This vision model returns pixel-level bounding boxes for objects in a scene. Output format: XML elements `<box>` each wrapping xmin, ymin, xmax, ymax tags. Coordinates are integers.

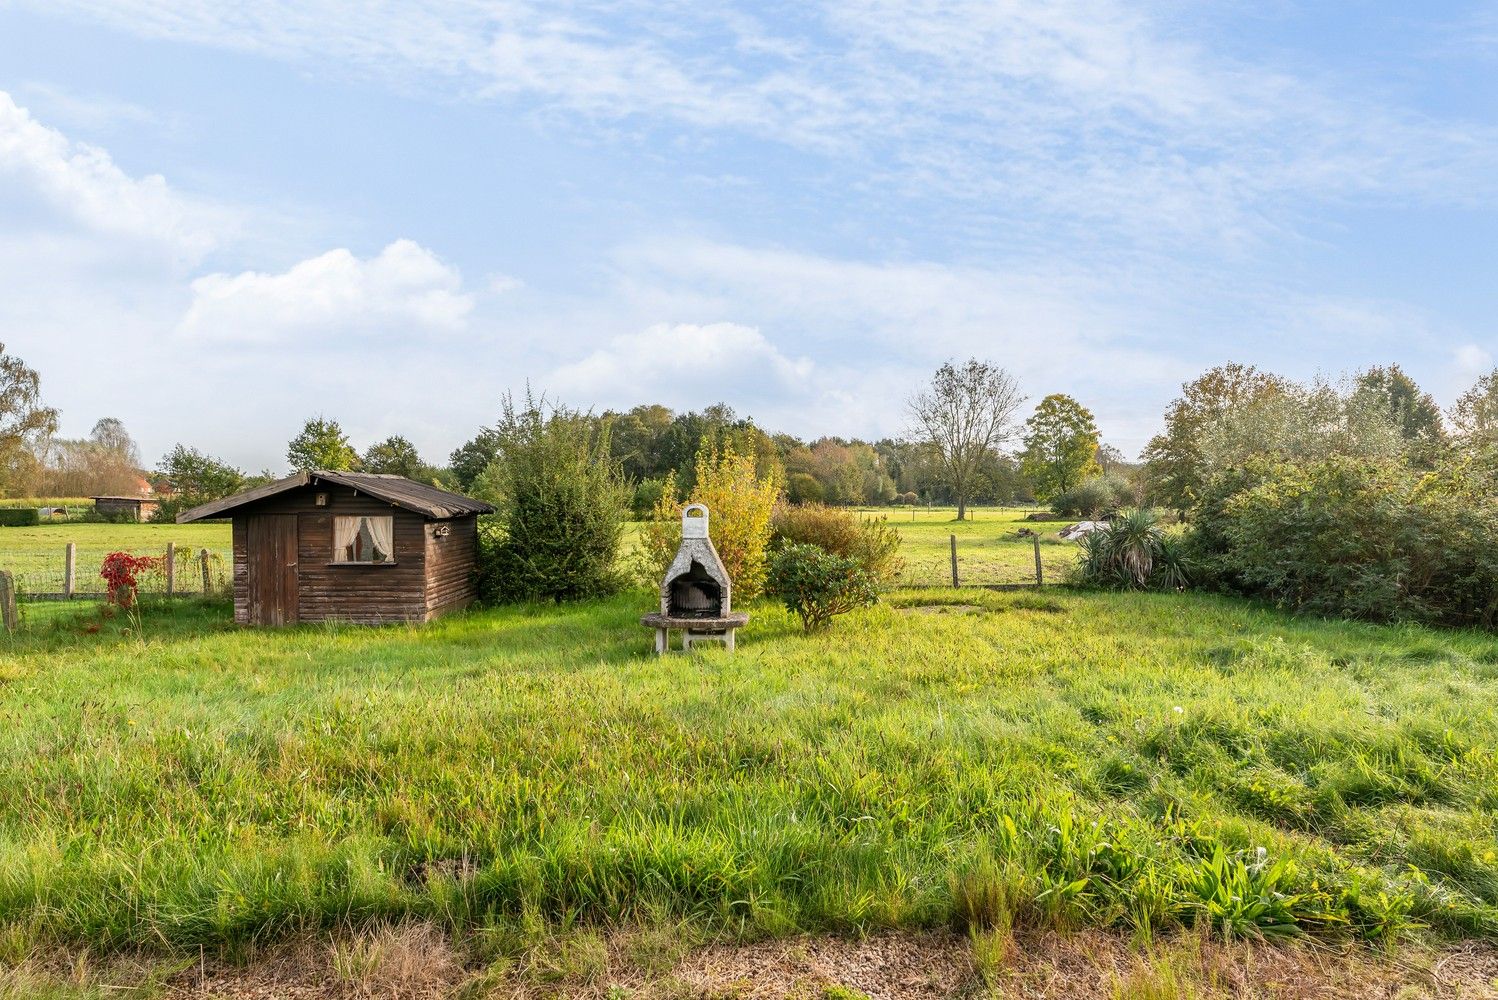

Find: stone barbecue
<box><xmin>641</xmin><ymin>503</ymin><xmax>749</xmax><ymax>653</ymax></box>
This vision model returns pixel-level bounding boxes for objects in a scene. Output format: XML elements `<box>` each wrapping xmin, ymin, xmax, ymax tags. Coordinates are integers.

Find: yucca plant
<box><xmin>1152</xmin><ymin>533</ymin><xmax>1192</xmax><ymax>591</ymax></box>
<box><xmin>1108</xmin><ymin>508</ymin><xmax>1161</xmax><ymax>587</ymax></box>
<box><xmin>1074</xmin><ymin>507</ymin><xmax>1187</xmax><ymax>591</ymax></box>
<box><xmin>1077</xmin><ymin>530</ymin><xmax>1117</xmax><ymax>586</ymax></box>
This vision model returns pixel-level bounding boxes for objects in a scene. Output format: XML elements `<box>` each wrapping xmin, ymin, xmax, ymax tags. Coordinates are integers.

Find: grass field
<box><xmin>3</xmin><ymin>586</ymin><xmax>1497</xmax><ymax>979</ymax></box>
<box><xmin>863</xmin><ymin>507</ymin><xmax>1076</xmax><ymax>586</ymax></box>
<box><xmin>0</xmin><ymin>507</ymin><xmax>1070</xmax><ymax>597</ymax></box>
<box><xmin>0</xmin><ymin>522</ymin><xmax>233</xmax><ymax>595</ymax></box>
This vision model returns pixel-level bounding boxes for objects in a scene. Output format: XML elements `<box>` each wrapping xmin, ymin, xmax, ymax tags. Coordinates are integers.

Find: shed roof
<box><xmin>176</xmin><ymin>471</ymin><xmax>494</xmax><ymax>523</ymax></box>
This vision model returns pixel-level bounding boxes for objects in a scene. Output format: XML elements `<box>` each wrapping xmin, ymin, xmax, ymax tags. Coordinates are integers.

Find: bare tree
<box><xmin>907</xmin><ymin>359</ymin><xmax>1026</xmax><ymax>521</ymax></box>
<box><xmin>36</xmin><ymin>417</ymin><xmax>144</xmax><ymax>497</ymax></box>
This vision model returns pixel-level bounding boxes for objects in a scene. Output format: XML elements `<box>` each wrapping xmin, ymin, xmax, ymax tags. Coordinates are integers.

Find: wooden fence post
<box><xmin>200</xmin><ymin>549</ymin><xmax>212</xmax><ymax>594</ymax></box>
<box><xmin>165</xmin><ymin>542</ymin><xmax>176</xmax><ymax>596</ymax></box>
<box><xmin>1033</xmin><ymin>535</ymin><xmax>1044</xmax><ymax>588</ymax></box>
<box><xmin>64</xmin><ymin>542</ymin><xmax>76</xmax><ymax>599</ymax></box>
<box><xmin>949</xmin><ymin>534</ymin><xmax>959</xmax><ymax>588</ymax></box>
<box><xmin>0</xmin><ymin>571</ymin><xmax>16</xmax><ymax>633</ymax></box>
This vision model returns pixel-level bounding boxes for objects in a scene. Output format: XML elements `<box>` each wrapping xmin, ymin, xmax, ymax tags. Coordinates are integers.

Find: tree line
<box><xmin>4</xmin><ymin>337</ymin><xmax>1496</xmax><ymax>536</ymax></box>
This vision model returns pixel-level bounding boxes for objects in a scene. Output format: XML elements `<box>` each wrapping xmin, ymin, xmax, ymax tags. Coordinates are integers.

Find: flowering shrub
<box><xmin>100</xmin><ymin>551</ymin><xmax>161</xmax><ymax>608</ymax></box>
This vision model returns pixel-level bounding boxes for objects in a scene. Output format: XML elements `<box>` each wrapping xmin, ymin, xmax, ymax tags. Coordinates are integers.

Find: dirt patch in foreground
<box><xmin>896</xmin><ymin>605</ymin><xmax>984</xmax><ymax>616</ymax></box>
<box><xmin>6</xmin><ymin>925</ymin><xmax>1497</xmax><ymax>999</ymax></box>
<box><xmin>676</xmin><ymin>930</ymin><xmax>1498</xmax><ymax>1000</ymax></box>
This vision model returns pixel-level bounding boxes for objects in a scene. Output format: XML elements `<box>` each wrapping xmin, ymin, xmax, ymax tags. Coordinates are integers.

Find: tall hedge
<box><xmin>0</xmin><ymin>507</ymin><xmax>40</xmax><ymax>527</ymax></box>
<box><xmin>475</xmin><ymin>397</ymin><xmax>630</xmax><ymax>604</ymax></box>
<box><xmin>1187</xmin><ymin>454</ymin><xmax>1498</xmax><ymax>628</ymax></box>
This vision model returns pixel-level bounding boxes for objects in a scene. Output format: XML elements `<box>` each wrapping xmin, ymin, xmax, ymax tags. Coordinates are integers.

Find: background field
<box><xmin>0</xmin><ymin>522</ymin><xmax>233</xmax><ymax>596</ymax></box>
<box><xmin>2</xmin><ymin>588</ymin><xmax>1496</xmax><ymax>959</ymax></box>
<box><xmin>0</xmin><ymin>507</ymin><xmax>1075</xmax><ymax>598</ymax></box>
<box><xmin>861</xmin><ymin>506</ymin><xmax>1075</xmax><ymax>586</ymax></box>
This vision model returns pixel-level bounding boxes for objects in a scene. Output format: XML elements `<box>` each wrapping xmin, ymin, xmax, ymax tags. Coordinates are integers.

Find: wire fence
<box><xmin>886</xmin><ymin>532</ymin><xmax>1077</xmax><ymax>588</ymax></box>
<box><xmin>852</xmin><ymin>507</ymin><xmax>1081</xmax><ymax>589</ymax></box>
<box><xmin>2</xmin><ymin>544</ymin><xmax>232</xmax><ymax>600</ymax></box>
<box><xmin>890</xmin><ymin>534</ymin><xmax>1077</xmax><ymax>588</ymax></box>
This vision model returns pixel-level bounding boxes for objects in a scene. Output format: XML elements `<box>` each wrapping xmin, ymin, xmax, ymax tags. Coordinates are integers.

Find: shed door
<box><xmin>246</xmin><ymin>514</ymin><xmax>299</xmax><ymax>626</ymax></box>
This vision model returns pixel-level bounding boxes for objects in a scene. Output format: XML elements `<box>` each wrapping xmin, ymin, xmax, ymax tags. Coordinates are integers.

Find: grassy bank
<box><xmin>2</xmin><ymin>588</ymin><xmax>1496</xmax><ymax>961</ymax></box>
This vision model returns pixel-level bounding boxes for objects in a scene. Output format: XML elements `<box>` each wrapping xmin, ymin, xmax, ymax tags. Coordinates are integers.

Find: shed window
<box><xmin>333</xmin><ymin>515</ymin><xmax>394</xmax><ymax>563</ymax></box>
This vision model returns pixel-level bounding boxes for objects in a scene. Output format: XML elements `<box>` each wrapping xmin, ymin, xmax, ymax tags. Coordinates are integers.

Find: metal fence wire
<box><xmin>2</xmin><ymin>545</ymin><xmax>232</xmax><ymax>599</ymax></box>
<box><xmin>891</xmin><ymin>535</ymin><xmax>1075</xmax><ymax>588</ymax></box>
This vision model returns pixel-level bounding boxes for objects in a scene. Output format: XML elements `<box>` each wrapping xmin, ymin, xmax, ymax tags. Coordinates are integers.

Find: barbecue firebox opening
<box><xmin>668</xmin><ymin>560</ymin><xmax>723</xmax><ymax>618</ymax></box>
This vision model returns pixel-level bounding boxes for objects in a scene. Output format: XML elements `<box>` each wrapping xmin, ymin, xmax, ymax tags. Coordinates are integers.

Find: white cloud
<box><xmin>608</xmin><ymin>236</ymin><xmax>1181</xmax><ymax>384</ymax></box>
<box><xmin>23</xmin><ymin>1</ymin><xmax>1498</xmax><ymax>248</ymax></box>
<box><xmin>1456</xmin><ymin>343</ymin><xmax>1495</xmax><ymax>378</ymax></box>
<box><xmin>534</xmin><ymin>236</ymin><xmax>1200</xmax><ymax>447</ymax></box>
<box><xmin>0</xmin><ymin>90</ymin><xmax>221</xmax><ymax>261</ymax></box>
<box><xmin>550</xmin><ymin>321</ymin><xmax>814</xmax><ymax>407</ymax></box>
<box><xmin>178</xmin><ymin>240</ymin><xmax>474</xmax><ymax>343</ymax></box>
<box><xmin>16</xmin><ymin>81</ymin><xmax>162</xmax><ymax>133</ymax></box>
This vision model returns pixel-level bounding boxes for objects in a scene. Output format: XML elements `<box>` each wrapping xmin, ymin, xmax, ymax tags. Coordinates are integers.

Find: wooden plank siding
<box><xmin>425</xmin><ymin>515</ymin><xmax>480</xmax><ymax>616</ymax></box>
<box><xmin>226</xmin><ymin>482</ymin><xmax>479</xmax><ymax>625</ymax></box>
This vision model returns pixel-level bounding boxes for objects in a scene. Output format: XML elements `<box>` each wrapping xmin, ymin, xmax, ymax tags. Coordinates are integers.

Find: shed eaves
<box><xmin>176</xmin><ymin>471</ymin><xmax>494</xmax><ymax>522</ymax></box>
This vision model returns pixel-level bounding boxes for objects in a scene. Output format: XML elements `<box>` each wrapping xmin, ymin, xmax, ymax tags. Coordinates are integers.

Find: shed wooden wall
<box><xmin>425</xmin><ymin>515</ymin><xmax>480</xmax><ymax>616</ymax></box>
<box><xmin>228</xmin><ymin>483</ymin><xmax>478</xmax><ymax>624</ymax></box>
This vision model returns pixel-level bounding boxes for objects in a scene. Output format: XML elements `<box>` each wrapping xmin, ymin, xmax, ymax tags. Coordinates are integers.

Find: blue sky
<box><xmin>1</xmin><ymin>1</ymin><xmax>1494</xmax><ymax>472</ymax></box>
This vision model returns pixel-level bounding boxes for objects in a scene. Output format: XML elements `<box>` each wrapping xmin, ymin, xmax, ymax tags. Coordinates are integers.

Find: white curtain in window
<box><xmin>333</xmin><ymin>516</ymin><xmax>360</xmax><ymax>562</ymax></box>
<box><xmin>366</xmin><ymin>516</ymin><xmax>395</xmax><ymax>562</ymax></box>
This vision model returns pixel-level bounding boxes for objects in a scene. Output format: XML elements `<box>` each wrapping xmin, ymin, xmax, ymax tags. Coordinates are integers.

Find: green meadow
<box><xmin>0</xmin><ymin>522</ymin><xmax>233</xmax><ymax>595</ymax></box>
<box><xmin>2</xmin><ymin>584</ymin><xmax>1496</xmax><ymax>963</ymax></box>
<box><xmin>861</xmin><ymin>506</ymin><xmax>1077</xmax><ymax>585</ymax></box>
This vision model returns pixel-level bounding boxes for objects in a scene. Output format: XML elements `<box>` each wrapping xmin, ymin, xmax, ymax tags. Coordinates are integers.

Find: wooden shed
<box><xmin>92</xmin><ymin>495</ymin><xmax>160</xmax><ymax>522</ymax></box>
<box><xmin>177</xmin><ymin>471</ymin><xmax>493</xmax><ymax>626</ymax></box>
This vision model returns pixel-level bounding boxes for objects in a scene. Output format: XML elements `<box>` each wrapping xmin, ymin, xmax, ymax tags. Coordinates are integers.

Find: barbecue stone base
<box><xmin>640</xmin><ymin>611</ymin><xmax>749</xmax><ymax>654</ymax></box>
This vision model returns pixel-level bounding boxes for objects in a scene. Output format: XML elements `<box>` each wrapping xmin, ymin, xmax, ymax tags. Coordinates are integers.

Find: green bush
<box><xmin>767</xmin><ymin>543</ymin><xmax>879</xmax><ymax>632</ymax></box>
<box><xmin>1050</xmin><ymin>473</ymin><xmax>1134</xmax><ymax>518</ymax></box>
<box><xmin>631</xmin><ymin>477</ymin><xmax>668</xmax><ymax>520</ymax></box>
<box><xmin>475</xmin><ymin>395</ymin><xmax>630</xmax><ymax>604</ymax></box>
<box><xmin>770</xmin><ymin>503</ymin><xmax>903</xmax><ymax>585</ymax></box>
<box><xmin>1186</xmin><ymin>454</ymin><xmax>1498</xmax><ymax>627</ymax></box>
<box><xmin>785</xmin><ymin>471</ymin><xmax>825</xmax><ymax>505</ymax></box>
<box><xmin>0</xmin><ymin>507</ymin><xmax>40</xmax><ymax>527</ymax></box>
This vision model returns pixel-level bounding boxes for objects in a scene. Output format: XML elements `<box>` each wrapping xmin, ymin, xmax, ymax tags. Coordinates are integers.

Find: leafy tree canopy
<box><xmin>1452</xmin><ymin>368</ymin><xmax>1498</xmax><ymax>446</ymax></box>
<box><xmin>361</xmin><ymin>435</ymin><xmax>427</xmax><ymax>479</ymax></box>
<box><xmin>1143</xmin><ymin>363</ymin><xmax>1288</xmax><ymax>514</ymax></box>
<box><xmin>0</xmin><ymin>342</ymin><xmax>58</xmax><ymax>496</ymax></box>
<box><xmin>287</xmin><ymin>416</ymin><xmax>359</xmax><ymax>472</ymax></box>
<box><xmin>1353</xmin><ymin>364</ymin><xmax>1445</xmax><ymax>458</ymax></box>
<box><xmin>1019</xmin><ymin>393</ymin><xmax>1102</xmax><ymax>502</ymax></box>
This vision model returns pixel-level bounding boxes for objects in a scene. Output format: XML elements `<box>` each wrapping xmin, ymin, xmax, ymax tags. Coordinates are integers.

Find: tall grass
<box><xmin>0</xmin><ymin>589</ymin><xmax>1496</xmax><ymax>959</ymax></box>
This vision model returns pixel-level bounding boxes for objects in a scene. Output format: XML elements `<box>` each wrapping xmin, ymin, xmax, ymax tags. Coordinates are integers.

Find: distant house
<box><xmin>176</xmin><ymin>471</ymin><xmax>494</xmax><ymax>626</ymax></box>
<box><xmin>92</xmin><ymin>496</ymin><xmax>160</xmax><ymax>522</ymax></box>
